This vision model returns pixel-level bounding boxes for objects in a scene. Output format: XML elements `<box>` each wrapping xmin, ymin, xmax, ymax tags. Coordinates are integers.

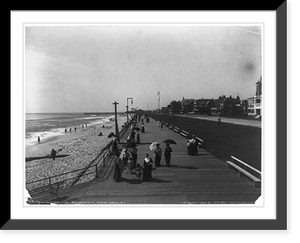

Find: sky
<box><xmin>25</xmin><ymin>25</ymin><xmax>262</xmax><ymax>113</ymax></box>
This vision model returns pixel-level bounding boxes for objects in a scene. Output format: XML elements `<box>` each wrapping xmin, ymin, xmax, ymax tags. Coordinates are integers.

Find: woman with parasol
<box><xmin>142</xmin><ymin>153</ymin><xmax>153</xmax><ymax>182</ymax></box>
<box><xmin>164</xmin><ymin>143</ymin><xmax>173</xmax><ymax>167</ymax></box>
<box><xmin>153</xmin><ymin>143</ymin><xmax>162</xmax><ymax>167</ymax></box>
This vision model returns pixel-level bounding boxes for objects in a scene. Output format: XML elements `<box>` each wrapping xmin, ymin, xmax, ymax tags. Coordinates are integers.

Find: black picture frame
<box><xmin>1</xmin><ymin>1</ymin><xmax>289</xmax><ymax>231</ymax></box>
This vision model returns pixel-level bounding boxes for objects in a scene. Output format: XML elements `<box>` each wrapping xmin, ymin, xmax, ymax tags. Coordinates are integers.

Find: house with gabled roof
<box><xmin>194</xmin><ymin>98</ymin><xmax>215</xmax><ymax>115</ymax></box>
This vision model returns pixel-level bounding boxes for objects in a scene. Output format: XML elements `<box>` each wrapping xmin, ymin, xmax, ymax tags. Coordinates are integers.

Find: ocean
<box><xmin>25</xmin><ymin>112</ymin><xmax>119</xmax><ymax>146</ymax></box>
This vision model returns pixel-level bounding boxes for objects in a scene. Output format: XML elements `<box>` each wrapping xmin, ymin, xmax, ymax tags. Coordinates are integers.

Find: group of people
<box><xmin>187</xmin><ymin>135</ymin><xmax>200</xmax><ymax>156</ymax></box>
<box><xmin>113</xmin><ymin>146</ymin><xmax>140</xmax><ymax>182</ymax></box>
<box><xmin>64</xmin><ymin>124</ymin><xmax>92</xmax><ymax>134</ymax></box>
<box><xmin>153</xmin><ymin>143</ymin><xmax>172</xmax><ymax>167</ymax></box>
<box><xmin>113</xmin><ymin>115</ymin><xmax>175</xmax><ymax>183</ymax></box>
<box><xmin>113</xmin><ymin>143</ymin><xmax>173</xmax><ymax>183</ymax></box>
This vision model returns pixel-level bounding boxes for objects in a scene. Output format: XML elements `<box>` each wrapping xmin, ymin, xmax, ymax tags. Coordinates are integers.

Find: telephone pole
<box><xmin>113</xmin><ymin>101</ymin><xmax>119</xmax><ymax>141</ymax></box>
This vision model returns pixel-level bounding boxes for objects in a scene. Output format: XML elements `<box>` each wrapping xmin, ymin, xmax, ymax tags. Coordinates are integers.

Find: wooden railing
<box><xmin>226</xmin><ymin>156</ymin><xmax>261</xmax><ymax>188</ymax></box>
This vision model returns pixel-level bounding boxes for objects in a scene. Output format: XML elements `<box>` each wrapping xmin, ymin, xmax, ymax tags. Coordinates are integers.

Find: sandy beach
<box><xmin>25</xmin><ymin>116</ymin><xmax>127</xmax><ymax>190</ymax></box>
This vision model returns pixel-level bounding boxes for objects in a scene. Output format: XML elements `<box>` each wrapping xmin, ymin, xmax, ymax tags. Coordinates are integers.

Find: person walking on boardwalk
<box><xmin>136</xmin><ymin>131</ymin><xmax>140</xmax><ymax>144</ymax></box>
<box><xmin>135</xmin><ymin>162</ymin><xmax>142</xmax><ymax>180</ymax></box>
<box><xmin>112</xmin><ymin>135</ymin><xmax>118</xmax><ymax>155</ymax></box>
<box><xmin>154</xmin><ymin>143</ymin><xmax>162</xmax><ymax>167</ymax></box>
<box><xmin>189</xmin><ymin>136</ymin><xmax>196</xmax><ymax>156</ymax></box>
<box><xmin>193</xmin><ymin>136</ymin><xmax>199</xmax><ymax>155</ymax></box>
<box><xmin>141</xmin><ymin>124</ymin><xmax>145</xmax><ymax>133</ymax></box>
<box><xmin>131</xmin><ymin>145</ymin><xmax>138</xmax><ymax>168</ymax></box>
<box><xmin>122</xmin><ymin>148</ymin><xmax>130</xmax><ymax>168</ymax></box>
<box><xmin>164</xmin><ymin>143</ymin><xmax>173</xmax><ymax>167</ymax></box>
<box><xmin>127</xmin><ymin>156</ymin><xmax>134</xmax><ymax>174</ymax></box>
<box><xmin>113</xmin><ymin>153</ymin><xmax>123</xmax><ymax>182</ymax></box>
<box><xmin>187</xmin><ymin>140</ymin><xmax>192</xmax><ymax>155</ymax></box>
<box><xmin>130</xmin><ymin>129</ymin><xmax>135</xmax><ymax>143</ymax></box>
<box><xmin>143</xmin><ymin>153</ymin><xmax>153</xmax><ymax>181</ymax></box>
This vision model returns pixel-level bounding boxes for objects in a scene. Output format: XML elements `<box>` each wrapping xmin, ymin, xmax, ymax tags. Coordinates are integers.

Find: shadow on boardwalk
<box><xmin>118</xmin><ymin>177</ymin><xmax>171</xmax><ymax>184</ymax></box>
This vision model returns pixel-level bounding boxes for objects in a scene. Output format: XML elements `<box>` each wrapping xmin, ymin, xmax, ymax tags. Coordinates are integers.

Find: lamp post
<box><xmin>113</xmin><ymin>101</ymin><xmax>119</xmax><ymax>141</ymax></box>
<box><xmin>126</xmin><ymin>97</ymin><xmax>133</xmax><ymax>122</ymax></box>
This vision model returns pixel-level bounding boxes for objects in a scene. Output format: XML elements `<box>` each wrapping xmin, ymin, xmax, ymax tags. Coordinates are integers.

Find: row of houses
<box><xmin>161</xmin><ymin>77</ymin><xmax>262</xmax><ymax>118</ymax></box>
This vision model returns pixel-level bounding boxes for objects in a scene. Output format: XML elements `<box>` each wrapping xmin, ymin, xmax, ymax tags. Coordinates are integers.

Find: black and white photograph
<box><xmin>24</xmin><ymin>24</ymin><xmax>263</xmax><ymax>205</ymax></box>
<box><xmin>6</xmin><ymin>6</ymin><xmax>290</xmax><ymax>233</ymax></box>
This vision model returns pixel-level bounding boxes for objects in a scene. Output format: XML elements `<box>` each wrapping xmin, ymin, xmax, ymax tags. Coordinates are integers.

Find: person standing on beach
<box><xmin>74</xmin><ymin>127</ymin><xmax>77</xmax><ymax>133</ymax></box>
<box><xmin>164</xmin><ymin>143</ymin><xmax>173</xmax><ymax>167</ymax></box>
<box><xmin>69</xmin><ymin>128</ymin><xmax>72</xmax><ymax>133</ymax></box>
<box><xmin>51</xmin><ymin>149</ymin><xmax>56</xmax><ymax>161</ymax></box>
<box><xmin>38</xmin><ymin>136</ymin><xmax>40</xmax><ymax>144</ymax></box>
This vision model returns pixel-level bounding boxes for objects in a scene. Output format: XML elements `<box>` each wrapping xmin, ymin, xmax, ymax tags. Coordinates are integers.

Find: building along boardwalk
<box><xmin>33</xmin><ymin>117</ymin><xmax>261</xmax><ymax>204</ymax></box>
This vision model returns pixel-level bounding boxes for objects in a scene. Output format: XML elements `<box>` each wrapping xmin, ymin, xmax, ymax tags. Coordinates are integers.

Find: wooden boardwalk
<box><xmin>35</xmin><ymin>117</ymin><xmax>261</xmax><ymax>204</ymax></box>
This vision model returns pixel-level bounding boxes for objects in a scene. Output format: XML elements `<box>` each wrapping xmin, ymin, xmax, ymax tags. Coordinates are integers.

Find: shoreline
<box><xmin>25</xmin><ymin>116</ymin><xmax>127</xmax><ymax>189</ymax></box>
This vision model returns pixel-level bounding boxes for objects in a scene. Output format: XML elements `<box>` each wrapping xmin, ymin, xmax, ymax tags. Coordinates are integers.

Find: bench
<box><xmin>226</xmin><ymin>160</ymin><xmax>261</xmax><ymax>188</ymax></box>
<box><xmin>195</xmin><ymin>136</ymin><xmax>203</xmax><ymax>143</ymax></box>
<box><xmin>173</xmin><ymin>126</ymin><xmax>181</xmax><ymax>133</ymax></box>
<box><xmin>180</xmin><ymin>130</ymin><xmax>189</xmax><ymax>138</ymax></box>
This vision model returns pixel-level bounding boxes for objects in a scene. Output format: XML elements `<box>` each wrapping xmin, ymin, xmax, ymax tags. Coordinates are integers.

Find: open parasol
<box><xmin>132</xmin><ymin>126</ymin><xmax>141</xmax><ymax>131</ymax></box>
<box><xmin>149</xmin><ymin>142</ymin><xmax>158</xmax><ymax>151</ymax></box>
<box><xmin>163</xmin><ymin>139</ymin><xmax>177</xmax><ymax>145</ymax></box>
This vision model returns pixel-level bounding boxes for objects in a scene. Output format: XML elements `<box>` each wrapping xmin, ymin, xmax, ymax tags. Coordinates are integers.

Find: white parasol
<box><xmin>149</xmin><ymin>142</ymin><xmax>158</xmax><ymax>151</ymax></box>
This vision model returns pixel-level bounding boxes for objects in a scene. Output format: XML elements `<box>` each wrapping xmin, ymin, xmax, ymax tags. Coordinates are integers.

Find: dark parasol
<box><xmin>163</xmin><ymin>139</ymin><xmax>177</xmax><ymax>145</ymax></box>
